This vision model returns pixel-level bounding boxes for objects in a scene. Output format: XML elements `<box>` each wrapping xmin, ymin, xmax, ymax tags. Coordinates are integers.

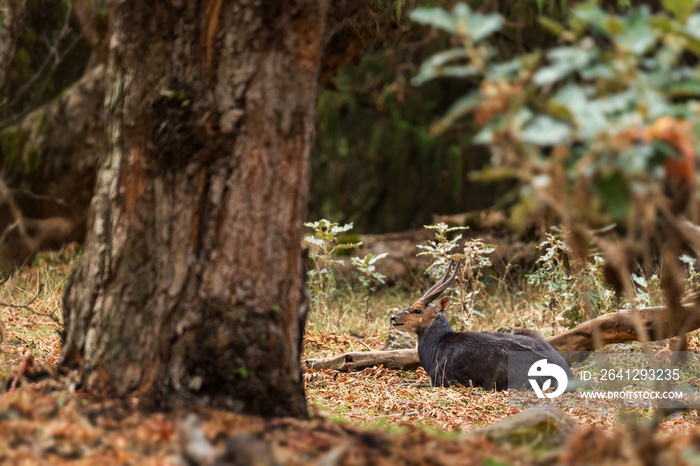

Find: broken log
<box><xmin>547</xmin><ymin>304</ymin><xmax>700</xmax><ymax>352</ymax></box>
<box><xmin>303</xmin><ymin>349</ymin><xmax>420</xmax><ymax>372</ymax></box>
<box><xmin>303</xmin><ymin>303</ymin><xmax>700</xmax><ymax>371</ymax></box>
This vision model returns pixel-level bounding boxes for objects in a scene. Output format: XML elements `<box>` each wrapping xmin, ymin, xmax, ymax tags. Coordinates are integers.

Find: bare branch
<box><xmin>0</xmin><ymin>172</ymin><xmax>28</xmax><ymax>241</ymax></box>
<box><xmin>0</xmin><ymin>277</ymin><xmax>42</xmax><ymax>310</ymax></box>
<box><xmin>0</xmin><ymin>2</ymin><xmax>84</xmax><ymax>127</ymax></box>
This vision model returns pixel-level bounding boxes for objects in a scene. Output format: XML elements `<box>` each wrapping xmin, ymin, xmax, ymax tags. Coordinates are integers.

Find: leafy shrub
<box><xmin>351</xmin><ymin>253</ymin><xmax>388</xmax><ymax>319</ymax></box>
<box><xmin>410</xmin><ymin>0</ymin><xmax>700</xmax><ymax>304</ymax></box>
<box><xmin>304</xmin><ymin>219</ymin><xmax>362</xmax><ymax>312</ymax></box>
<box><xmin>418</xmin><ymin>222</ymin><xmax>495</xmax><ymax>329</ymax></box>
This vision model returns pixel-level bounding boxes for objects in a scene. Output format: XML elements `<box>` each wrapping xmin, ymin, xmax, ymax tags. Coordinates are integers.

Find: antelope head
<box><xmin>390</xmin><ymin>259</ymin><xmax>461</xmax><ymax>334</ymax></box>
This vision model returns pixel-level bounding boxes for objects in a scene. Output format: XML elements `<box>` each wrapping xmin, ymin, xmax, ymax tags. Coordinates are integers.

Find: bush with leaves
<box><xmin>410</xmin><ymin>1</ymin><xmax>700</xmax><ymax>306</ymax></box>
<box><xmin>526</xmin><ymin>226</ymin><xmax>619</xmax><ymax>328</ymax></box>
<box><xmin>304</xmin><ymin>219</ymin><xmax>362</xmax><ymax>311</ymax></box>
<box><xmin>417</xmin><ymin>222</ymin><xmax>495</xmax><ymax>329</ymax></box>
<box><xmin>350</xmin><ymin>253</ymin><xmax>388</xmax><ymax>319</ymax></box>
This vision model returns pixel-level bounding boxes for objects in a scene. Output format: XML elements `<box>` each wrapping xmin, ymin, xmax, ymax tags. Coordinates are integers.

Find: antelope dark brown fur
<box><xmin>390</xmin><ymin>260</ymin><xmax>572</xmax><ymax>391</ymax></box>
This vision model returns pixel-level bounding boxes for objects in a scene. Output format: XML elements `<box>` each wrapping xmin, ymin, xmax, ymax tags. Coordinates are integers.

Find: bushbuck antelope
<box><xmin>390</xmin><ymin>259</ymin><xmax>572</xmax><ymax>391</ymax></box>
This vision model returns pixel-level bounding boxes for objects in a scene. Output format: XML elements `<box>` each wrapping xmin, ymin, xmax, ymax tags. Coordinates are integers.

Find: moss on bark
<box><xmin>0</xmin><ymin>128</ymin><xmax>30</xmax><ymax>170</ymax></box>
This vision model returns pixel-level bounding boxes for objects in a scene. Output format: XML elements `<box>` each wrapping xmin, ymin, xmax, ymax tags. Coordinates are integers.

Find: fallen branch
<box><xmin>303</xmin><ymin>303</ymin><xmax>700</xmax><ymax>371</ymax></box>
<box><xmin>303</xmin><ymin>349</ymin><xmax>420</xmax><ymax>372</ymax></box>
<box><xmin>547</xmin><ymin>304</ymin><xmax>700</xmax><ymax>352</ymax></box>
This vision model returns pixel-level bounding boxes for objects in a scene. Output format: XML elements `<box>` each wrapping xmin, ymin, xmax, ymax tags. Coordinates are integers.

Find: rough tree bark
<box><xmin>62</xmin><ymin>0</ymin><xmax>328</xmax><ymax>417</ymax></box>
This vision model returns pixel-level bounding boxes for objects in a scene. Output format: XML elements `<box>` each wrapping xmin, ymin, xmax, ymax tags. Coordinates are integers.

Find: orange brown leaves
<box><xmin>615</xmin><ymin>116</ymin><xmax>696</xmax><ymax>182</ymax></box>
<box><xmin>9</xmin><ymin>352</ymin><xmax>35</xmax><ymax>393</ymax></box>
<box><xmin>474</xmin><ymin>80</ymin><xmax>522</xmax><ymax>126</ymax></box>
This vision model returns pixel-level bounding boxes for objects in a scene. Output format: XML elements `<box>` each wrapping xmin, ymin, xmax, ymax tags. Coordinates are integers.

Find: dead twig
<box><xmin>0</xmin><ymin>2</ymin><xmax>83</xmax><ymax>127</ymax></box>
<box><xmin>0</xmin><ymin>279</ymin><xmax>42</xmax><ymax>310</ymax></box>
<box><xmin>0</xmin><ymin>173</ymin><xmax>28</xmax><ymax>242</ymax></box>
<box><xmin>0</xmin><ymin>272</ymin><xmax>60</xmax><ymax>326</ymax></box>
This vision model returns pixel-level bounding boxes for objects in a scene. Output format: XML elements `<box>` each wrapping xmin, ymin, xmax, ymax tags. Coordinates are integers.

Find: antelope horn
<box><xmin>418</xmin><ymin>258</ymin><xmax>462</xmax><ymax>306</ymax></box>
<box><xmin>420</xmin><ymin>259</ymin><xmax>457</xmax><ymax>300</ymax></box>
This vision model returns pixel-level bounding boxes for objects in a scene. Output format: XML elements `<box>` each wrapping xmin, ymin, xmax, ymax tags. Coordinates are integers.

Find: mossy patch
<box><xmin>0</xmin><ymin>128</ymin><xmax>30</xmax><ymax>170</ymax></box>
<box><xmin>25</xmin><ymin>145</ymin><xmax>42</xmax><ymax>174</ymax></box>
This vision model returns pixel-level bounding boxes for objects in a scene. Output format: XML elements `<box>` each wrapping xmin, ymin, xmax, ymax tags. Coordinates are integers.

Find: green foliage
<box><xmin>533</xmin><ymin>0</ymin><xmax>631</xmax><ymax>14</ymax></box>
<box><xmin>0</xmin><ymin>128</ymin><xmax>29</xmax><ymax>169</ymax></box>
<box><xmin>88</xmin><ymin>0</ymin><xmax>109</xmax><ymax>17</ymax></box>
<box><xmin>412</xmin><ymin>1</ymin><xmax>700</xmax><ymax>221</ymax></box>
<box><xmin>417</xmin><ymin>222</ymin><xmax>495</xmax><ymax>329</ymax></box>
<box><xmin>350</xmin><ymin>252</ymin><xmax>388</xmax><ymax>318</ymax></box>
<box><xmin>629</xmin><ymin>271</ymin><xmax>661</xmax><ymax>308</ymax></box>
<box><xmin>526</xmin><ymin>226</ymin><xmax>616</xmax><ymax>326</ymax></box>
<box><xmin>411</xmin><ymin>1</ymin><xmax>700</xmax><ymax>306</ymax></box>
<box><xmin>417</xmin><ymin>222</ymin><xmax>468</xmax><ymax>278</ymax></box>
<box><xmin>680</xmin><ymin>254</ymin><xmax>700</xmax><ymax>292</ymax></box>
<box><xmin>351</xmin><ymin>253</ymin><xmax>387</xmax><ymax>288</ymax></box>
<box><xmin>310</xmin><ymin>13</ymin><xmax>504</xmax><ymax>233</ymax></box>
<box><xmin>160</xmin><ymin>89</ymin><xmax>191</xmax><ymax>107</ymax></box>
<box><xmin>304</xmin><ymin>219</ymin><xmax>362</xmax><ymax>312</ymax></box>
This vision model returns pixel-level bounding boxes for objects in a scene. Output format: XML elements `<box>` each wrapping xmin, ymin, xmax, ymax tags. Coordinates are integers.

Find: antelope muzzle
<box><xmin>390</xmin><ymin>309</ymin><xmax>409</xmax><ymax>326</ymax></box>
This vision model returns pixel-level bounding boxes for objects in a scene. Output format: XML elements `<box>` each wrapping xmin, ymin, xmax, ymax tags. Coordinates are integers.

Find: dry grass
<box><xmin>303</xmin><ymin>330</ymin><xmax>700</xmax><ymax>437</ymax></box>
<box><xmin>0</xmin><ymin>246</ymin><xmax>76</xmax><ymax>380</ymax></box>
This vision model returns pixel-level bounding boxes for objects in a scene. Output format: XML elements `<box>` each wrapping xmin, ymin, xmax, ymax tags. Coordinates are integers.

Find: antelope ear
<box><xmin>438</xmin><ymin>296</ymin><xmax>450</xmax><ymax>312</ymax></box>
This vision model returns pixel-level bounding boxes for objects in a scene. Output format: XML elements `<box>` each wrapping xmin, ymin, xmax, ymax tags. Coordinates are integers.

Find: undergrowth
<box><xmin>0</xmin><ymin>245</ymin><xmax>77</xmax><ymax>380</ymax></box>
<box><xmin>304</xmin><ymin>222</ymin><xmax>691</xmax><ymax>340</ymax></box>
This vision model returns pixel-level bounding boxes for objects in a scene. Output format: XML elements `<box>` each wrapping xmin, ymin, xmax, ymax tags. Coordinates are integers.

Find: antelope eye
<box><xmin>412</xmin><ymin>308</ymin><xmax>422</xmax><ymax>314</ymax></box>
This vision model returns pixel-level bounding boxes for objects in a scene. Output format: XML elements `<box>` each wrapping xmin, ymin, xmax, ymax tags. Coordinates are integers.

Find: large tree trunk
<box><xmin>62</xmin><ymin>0</ymin><xmax>328</xmax><ymax>418</ymax></box>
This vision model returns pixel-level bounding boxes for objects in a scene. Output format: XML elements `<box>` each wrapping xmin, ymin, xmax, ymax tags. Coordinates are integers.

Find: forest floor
<box><xmin>1</xmin><ymin>250</ymin><xmax>700</xmax><ymax>464</ymax></box>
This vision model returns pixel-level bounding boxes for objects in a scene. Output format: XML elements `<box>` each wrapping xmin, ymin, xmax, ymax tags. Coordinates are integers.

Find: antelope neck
<box><xmin>417</xmin><ymin>314</ymin><xmax>454</xmax><ymax>340</ymax></box>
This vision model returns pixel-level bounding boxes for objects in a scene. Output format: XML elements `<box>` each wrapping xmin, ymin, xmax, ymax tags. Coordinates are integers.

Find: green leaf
<box><xmin>304</xmin><ymin>236</ymin><xmax>325</xmax><ymax>247</ymax></box>
<box><xmin>473</xmin><ymin>127</ymin><xmax>492</xmax><ymax>144</ymax></box>
<box><xmin>370</xmin><ymin>252</ymin><xmax>388</xmax><ymax>263</ymax></box>
<box><xmin>533</xmin><ymin>47</ymin><xmax>595</xmax><ymax>85</ymax></box>
<box><xmin>411</xmin><ymin>49</ymin><xmax>479</xmax><ymax>86</ymax></box>
<box><xmin>330</xmin><ymin>222</ymin><xmax>354</xmax><ymax>234</ymax></box>
<box><xmin>467</xmin><ymin>13</ymin><xmax>503</xmax><ymax>43</ymax></box>
<box><xmin>452</xmin><ymin>3</ymin><xmax>503</xmax><ymax>42</ymax></box>
<box><xmin>667</xmin><ymin>80</ymin><xmax>700</xmax><ymax>98</ymax></box>
<box><xmin>416</xmin><ymin>48</ymin><xmax>467</xmax><ymax>72</ymax></box>
<box><xmin>553</xmin><ymin>85</ymin><xmax>608</xmax><ymax>139</ymax></box>
<box><xmin>663</xmin><ymin>0</ymin><xmax>696</xmax><ymax>22</ymax></box>
<box><xmin>430</xmin><ymin>92</ymin><xmax>480</xmax><ymax>135</ymax></box>
<box><xmin>686</xmin><ymin>13</ymin><xmax>700</xmax><ymax>39</ymax></box>
<box><xmin>614</xmin><ymin>6</ymin><xmax>654</xmax><ymax>54</ymax></box>
<box><xmin>423</xmin><ymin>48</ymin><xmax>468</xmax><ymax>67</ymax></box>
<box><xmin>572</xmin><ymin>2</ymin><xmax>608</xmax><ymax>30</ymax></box>
<box><xmin>488</xmin><ymin>58</ymin><xmax>523</xmax><ymax>80</ymax></box>
<box><xmin>335</xmin><ymin>242</ymin><xmax>363</xmax><ymax>250</ymax></box>
<box><xmin>520</xmin><ymin>116</ymin><xmax>572</xmax><ymax>146</ymax></box>
<box><xmin>593</xmin><ymin>172</ymin><xmax>631</xmax><ymax>222</ymax></box>
<box><xmin>409</xmin><ymin>7</ymin><xmax>455</xmax><ymax>33</ymax></box>
<box><xmin>580</xmin><ymin>64</ymin><xmax>615</xmax><ymax>80</ymax></box>
<box><xmin>533</xmin><ymin>64</ymin><xmax>571</xmax><ymax>85</ymax></box>
<box><xmin>538</xmin><ymin>16</ymin><xmax>566</xmax><ymax>37</ymax></box>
